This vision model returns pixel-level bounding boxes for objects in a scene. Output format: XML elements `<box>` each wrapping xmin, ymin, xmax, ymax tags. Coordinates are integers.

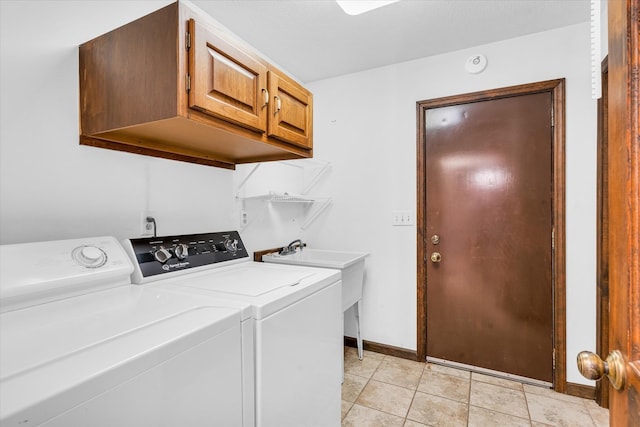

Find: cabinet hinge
<box><xmin>185</xmin><ymin>31</ymin><xmax>191</xmax><ymax>50</ymax></box>
<box><xmin>185</xmin><ymin>74</ymin><xmax>191</xmax><ymax>93</ymax></box>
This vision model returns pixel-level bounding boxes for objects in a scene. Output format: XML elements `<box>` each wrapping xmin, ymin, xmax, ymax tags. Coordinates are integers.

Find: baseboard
<box><xmin>565</xmin><ymin>382</ymin><xmax>596</xmax><ymax>400</ymax></box>
<box><xmin>344</xmin><ymin>336</ymin><xmax>417</xmax><ymax>361</ymax></box>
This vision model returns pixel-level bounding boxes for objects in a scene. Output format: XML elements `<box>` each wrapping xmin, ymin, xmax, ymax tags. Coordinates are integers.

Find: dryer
<box><xmin>0</xmin><ymin>237</ymin><xmax>244</xmax><ymax>427</ymax></box>
<box><xmin>124</xmin><ymin>231</ymin><xmax>343</xmax><ymax>427</ymax></box>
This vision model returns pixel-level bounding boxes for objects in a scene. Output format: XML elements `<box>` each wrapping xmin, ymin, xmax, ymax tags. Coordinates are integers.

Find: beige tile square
<box><xmin>425</xmin><ymin>363</ymin><xmax>471</xmax><ymax>379</ymax></box>
<box><xmin>526</xmin><ymin>391</ymin><xmax>594</xmax><ymax>427</ymax></box>
<box><xmin>342</xmin><ymin>373</ymin><xmax>369</xmax><ymax>402</ymax></box>
<box><xmin>384</xmin><ymin>354</ymin><xmax>426</xmax><ymax>369</ymax></box>
<box><xmin>342</xmin><ymin>400</ymin><xmax>354</xmax><ymax>420</ymax></box>
<box><xmin>471</xmin><ymin>372</ymin><xmax>525</xmax><ymax>391</ymax></box>
<box><xmin>403</xmin><ymin>420</ymin><xmax>429</xmax><ymax>427</ymax></box>
<box><xmin>355</xmin><ymin>379</ymin><xmax>415</xmax><ymax>417</ymax></box>
<box><xmin>407</xmin><ymin>391</ymin><xmax>468</xmax><ymax>427</ymax></box>
<box><xmin>584</xmin><ymin>400</ymin><xmax>610</xmax><ymax>427</ymax></box>
<box><xmin>341</xmin><ymin>404</ymin><xmax>405</xmax><ymax>427</ymax></box>
<box><xmin>523</xmin><ymin>384</ymin><xmax>589</xmax><ymax>405</ymax></box>
<box><xmin>344</xmin><ymin>347</ymin><xmax>385</xmax><ymax>378</ymax></box>
<box><xmin>417</xmin><ymin>369</ymin><xmax>470</xmax><ymax>403</ymax></box>
<box><xmin>470</xmin><ymin>380</ymin><xmax>529</xmax><ymax>419</ymax></box>
<box><xmin>372</xmin><ymin>356</ymin><xmax>425</xmax><ymax>389</ymax></box>
<box><xmin>468</xmin><ymin>405</ymin><xmax>531</xmax><ymax>427</ymax></box>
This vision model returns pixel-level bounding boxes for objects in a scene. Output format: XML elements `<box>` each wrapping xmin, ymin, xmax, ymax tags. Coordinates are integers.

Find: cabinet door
<box><xmin>267</xmin><ymin>71</ymin><xmax>313</xmax><ymax>149</ymax></box>
<box><xmin>188</xmin><ymin>19</ymin><xmax>268</xmax><ymax>133</ymax></box>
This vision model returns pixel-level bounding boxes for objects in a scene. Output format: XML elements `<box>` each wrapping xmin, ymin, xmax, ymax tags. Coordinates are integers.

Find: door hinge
<box><xmin>185</xmin><ymin>74</ymin><xmax>191</xmax><ymax>93</ymax></box>
<box><xmin>552</xmin><ymin>229</ymin><xmax>555</xmax><ymax>250</ymax></box>
<box><xmin>551</xmin><ymin>108</ymin><xmax>555</xmax><ymax>127</ymax></box>
<box><xmin>553</xmin><ymin>348</ymin><xmax>556</xmax><ymax>369</ymax></box>
<box><xmin>185</xmin><ymin>31</ymin><xmax>191</xmax><ymax>50</ymax></box>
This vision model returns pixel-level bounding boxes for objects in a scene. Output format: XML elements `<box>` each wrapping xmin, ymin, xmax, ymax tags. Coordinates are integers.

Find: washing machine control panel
<box><xmin>127</xmin><ymin>231</ymin><xmax>248</xmax><ymax>279</ymax></box>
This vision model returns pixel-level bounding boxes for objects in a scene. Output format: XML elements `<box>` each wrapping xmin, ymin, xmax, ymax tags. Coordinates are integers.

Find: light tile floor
<box><xmin>342</xmin><ymin>347</ymin><xmax>610</xmax><ymax>427</ymax></box>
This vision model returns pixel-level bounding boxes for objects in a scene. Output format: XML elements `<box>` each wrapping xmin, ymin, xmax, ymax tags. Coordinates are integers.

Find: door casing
<box><xmin>416</xmin><ymin>79</ymin><xmax>567</xmax><ymax>392</ymax></box>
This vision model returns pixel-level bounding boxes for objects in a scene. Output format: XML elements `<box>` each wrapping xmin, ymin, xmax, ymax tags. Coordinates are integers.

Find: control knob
<box><xmin>225</xmin><ymin>239</ymin><xmax>239</xmax><ymax>253</ymax></box>
<box><xmin>174</xmin><ymin>243</ymin><xmax>189</xmax><ymax>260</ymax></box>
<box><xmin>73</xmin><ymin>245</ymin><xmax>107</xmax><ymax>268</ymax></box>
<box><xmin>154</xmin><ymin>247</ymin><xmax>172</xmax><ymax>263</ymax></box>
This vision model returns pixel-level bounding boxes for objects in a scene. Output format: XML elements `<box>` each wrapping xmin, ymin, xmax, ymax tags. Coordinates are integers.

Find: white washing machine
<box><xmin>123</xmin><ymin>231</ymin><xmax>343</xmax><ymax>427</ymax></box>
<box><xmin>0</xmin><ymin>237</ymin><xmax>244</xmax><ymax>427</ymax></box>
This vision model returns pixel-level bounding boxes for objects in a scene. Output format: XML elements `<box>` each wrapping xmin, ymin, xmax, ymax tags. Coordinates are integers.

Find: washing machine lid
<box><xmin>179</xmin><ymin>263</ymin><xmax>315</xmax><ymax>296</ymax></box>
<box><xmin>173</xmin><ymin>262</ymin><xmax>341</xmax><ymax>319</ymax></box>
<box><xmin>0</xmin><ymin>285</ymin><xmax>240</xmax><ymax>424</ymax></box>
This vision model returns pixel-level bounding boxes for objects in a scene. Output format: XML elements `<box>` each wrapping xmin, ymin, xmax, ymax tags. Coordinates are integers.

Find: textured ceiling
<box><xmin>191</xmin><ymin>0</ymin><xmax>591</xmax><ymax>83</ymax></box>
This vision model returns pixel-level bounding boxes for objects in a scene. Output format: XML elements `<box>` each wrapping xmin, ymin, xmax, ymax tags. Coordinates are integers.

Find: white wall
<box><xmin>1</xmin><ymin>1</ymin><xmax>596</xmax><ymax>387</ymax></box>
<box><xmin>0</xmin><ymin>1</ymin><xmax>236</xmax><ymax>244</ymax></box>
<box><xmin>304</xmin><ymin>23</ymin><xmax>597</xmax><ymax>386</ymax></box>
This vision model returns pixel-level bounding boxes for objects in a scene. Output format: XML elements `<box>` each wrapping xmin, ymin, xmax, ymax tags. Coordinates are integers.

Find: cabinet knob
<box><xmin>274</xmin><ymin>95</ymin><xmax>282</xmax><ymax>112</ymax></box>
<box><xmin>262</xmin><ymin>88</ymin><xmax>269</xmax><ymax>107</ymax></box>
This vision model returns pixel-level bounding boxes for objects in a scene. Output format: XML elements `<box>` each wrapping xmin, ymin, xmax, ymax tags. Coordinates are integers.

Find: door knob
<box><xmin>430</xmin><ymin>252</ymin><xmax>442</xmax><ymax>263</ymax></box>
<box><xmin>577</xmin><ymin>350</ymin><xmax>626</xmax><ymax>390</ymax></box>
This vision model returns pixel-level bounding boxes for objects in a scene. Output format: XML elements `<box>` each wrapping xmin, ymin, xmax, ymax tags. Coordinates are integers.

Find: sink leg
<box><xmin>355</xmin><ymin>300</ymin><xmax>363</xmax><ymax>360</ymax></box>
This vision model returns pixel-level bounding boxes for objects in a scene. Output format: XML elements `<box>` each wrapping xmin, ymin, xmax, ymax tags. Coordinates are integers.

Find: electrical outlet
<box><xmin>240</xmin><ymin>209</ymin><xmax>248</xmax><ymax>227</ymax></box>
<box><xmin>140</xmin><ymin>211</ymin><xmax>156</xmax><ymax>236</ymax></box>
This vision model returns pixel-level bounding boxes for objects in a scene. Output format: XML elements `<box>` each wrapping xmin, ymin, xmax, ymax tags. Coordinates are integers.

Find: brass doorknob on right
<box><xmin>430</xmin><ymin>252</ymin><xmax>442</xmax><ymax>263</ymax></box>
<box><xmin>577</xmin><ymin>350</ymin><xmax>626</xmax><ymax>390</ymax></box>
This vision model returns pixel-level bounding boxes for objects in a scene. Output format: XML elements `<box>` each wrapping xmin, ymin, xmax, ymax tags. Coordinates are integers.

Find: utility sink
<box><xmin>262</xmin><ymin>249</ymin><xmax>367</xmax><ymax>311</ymax></box>
<box><xmin>262</xmin><ymin>249</ymin><xmax>368</xmax><ymax>359</ymax></box>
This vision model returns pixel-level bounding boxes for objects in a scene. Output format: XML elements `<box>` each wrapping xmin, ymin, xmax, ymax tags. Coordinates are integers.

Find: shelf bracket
<box><xmin>302</xmin><ymin>161</ymin><xmax>331</xmax><ymax>195</ymax></box>
<box><xmin>301</xmin><ymin>198</ymin><xmax>333</xmax><ymax>230</ymax></box>
<box><xmin>235</xmin><ymin>163</ymin><xmax>262</xmax><ymax>198</ymax></box>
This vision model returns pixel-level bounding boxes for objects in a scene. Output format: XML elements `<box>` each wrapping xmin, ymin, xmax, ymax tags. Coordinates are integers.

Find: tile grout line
<box><xmin>403</xmin><ymin>367</ymin><xmax>426</xmax><ymax>425</ymax></box>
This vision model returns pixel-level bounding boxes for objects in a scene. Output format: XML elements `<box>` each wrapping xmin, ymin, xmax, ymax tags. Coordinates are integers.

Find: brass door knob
<box><xmin>430</xmin><ymin>252</ymin><xmax>442</xmax><ymax>263</ymax></box>
<box><xmin>577</xmin><ymin>350</ymin><xmax>626</xmax><ymax>390</ymax></box>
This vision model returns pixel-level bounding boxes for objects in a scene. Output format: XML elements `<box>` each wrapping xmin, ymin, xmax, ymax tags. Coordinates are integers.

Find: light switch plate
<box><xmin>392</xmin><ymin>210</ymin><xmax>414</xmax><ymax>226</ymax></box>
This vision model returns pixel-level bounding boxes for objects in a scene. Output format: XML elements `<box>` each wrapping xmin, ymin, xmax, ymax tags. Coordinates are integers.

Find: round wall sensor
<box><xmin>465</xmin><ymin>54</ymin><xmax>487</xmax><ymax>74</ymax></box>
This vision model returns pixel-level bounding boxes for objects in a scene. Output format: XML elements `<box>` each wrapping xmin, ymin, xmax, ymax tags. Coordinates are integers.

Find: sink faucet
<box><xmin>279</xmin><ymin>239</ymin><xmax>305</xmax><ymax>255</ymax></box>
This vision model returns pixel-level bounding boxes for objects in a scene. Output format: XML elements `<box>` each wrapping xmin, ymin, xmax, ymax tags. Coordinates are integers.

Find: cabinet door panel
<box><xmin>268</xmin><ymin>71</ymin><xmax>312</xmax><ymax>149</ymax></box>
<box><xmin>189</xmin><ymin>19</ymin><xmax>267</xmax><ymax>133</ymax></box>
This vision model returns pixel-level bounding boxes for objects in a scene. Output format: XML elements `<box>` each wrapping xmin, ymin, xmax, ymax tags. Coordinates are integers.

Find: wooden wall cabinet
<box><xmin>79</xmin><ymin>1</ymin><xmax>313</xmax><ymax>169</ymax></box>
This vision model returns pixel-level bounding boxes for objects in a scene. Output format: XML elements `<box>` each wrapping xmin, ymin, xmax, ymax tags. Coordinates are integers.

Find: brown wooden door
<box><xmin>267</xmin><ymin>70</ymin><xmax>313</xmax><ymax>149</ymax></box>
<box><xmin>424</xmin><ymin>92</ymin><xmax>554</xmax><ymax>382</ymax></box>
<box><xmin>188</xmin><ymin>19</ymin><xmax>268</xmax><ymax>133</ymax></box>
<box><xmin>607</xmin><ymin>0</ymin><xmax>640</xmax><ymax>421</ymax></box>
<box><xmin>577</xmin><ymin>0</ymin><xmax>640</xmax><ymax>424</ymax></box>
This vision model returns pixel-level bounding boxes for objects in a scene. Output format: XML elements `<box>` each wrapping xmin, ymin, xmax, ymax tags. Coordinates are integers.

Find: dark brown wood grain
<box><xmin>343</xmin><ymin>337</ymin><xmax>417</xmax><ymax>361</ymax></box>
<box><xmin>566</xmin><ymin>382</ymin><xmax>596</xmax><ymax>400</ymax></box>
<box><xmin>416</xmin><ymin>79</ymin><xmax>566</xmax><ymax>390</ymax></box>
<box><xmin>596</xmin><ymin>57</ymin><xmax>610</xmax><ymax>408</ymax></box>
